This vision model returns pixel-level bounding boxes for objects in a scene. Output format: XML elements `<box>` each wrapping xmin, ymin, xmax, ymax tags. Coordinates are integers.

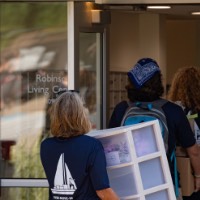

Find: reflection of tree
<box><xmin>1</xmin><ymin>2</ymin><xmax>67</xmax><ymax>49</ymax></box>
<box><xmin>1</xmin><ymin>2</ymin><xmax>67</xmax><ymax>31</ymax></box>
<box><xmin>0</xmin><ymin>2</ymin><xmax>68</xmax><ymax>110</ymax></box>
<box><xmin>41</xmin><ymin>70</ymin><xmax>68</xmax><ymax>139</ymax></box>
<box><xmin>80</xmin><ymin>69</ymin><xmax>96</xmax><ymax>113</ymax></box>
<box><xmin>24</xmin><ymin>4</ymin><xmax>39</xmax><ymax>28</ymax></box>
<box><xmin>0</xmin><ymin>4</ymin><xmax>68</xmax><ymax>198</ymax></box>
<box><xmin>79</xmin><ymin>34</ymin><xmax>96</xmax><ymax>70</ymax></box>
<box><xmin>10</xmin><ymin>134</ymin><xmax>48</xmax><ymax>200</ymax></box>
<box><xmin>79</xmin><ymin>33</ymin><xmax>98</xmax><ymax>128</ymax></box>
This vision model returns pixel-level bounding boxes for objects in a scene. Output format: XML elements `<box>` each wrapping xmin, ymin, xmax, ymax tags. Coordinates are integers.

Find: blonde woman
<box><xmin>40</xmin><ymin>91</ymin><xmax>119</xmax><ymax>200</ymax></box>
<box><xmin>168</xmin><ymin>66</ymin><xmax>200</xmax><ymax>200</ymax></box>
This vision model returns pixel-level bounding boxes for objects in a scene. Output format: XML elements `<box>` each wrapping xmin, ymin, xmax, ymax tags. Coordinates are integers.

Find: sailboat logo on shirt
<box><xmin>51</xmin><ymin>153</ymin><xmax>77</xmax><ymax>195</ymax></box>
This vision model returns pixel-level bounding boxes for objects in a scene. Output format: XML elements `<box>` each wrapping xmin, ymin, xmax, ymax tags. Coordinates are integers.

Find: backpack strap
<box><xmin>171</xmin><ymin>150</ymin><xmax>179</xmax><ymax>197</ymax></box>
<box><xmin>149</xmin><ymin>98</ymin><xmax>168</xmax><ymax>109</ymax></box>
<box><xmin>126</xmin><ymin>98</ymin><xmax>168</xmax><ymax>109</ymax></box>
<box><xmin>150</xmin><ymin>99</ymin><xmax>169</xmax><ymax>149</ymax></box>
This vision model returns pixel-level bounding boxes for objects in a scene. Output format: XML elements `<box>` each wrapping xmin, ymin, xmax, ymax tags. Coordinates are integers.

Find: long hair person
<box><xmin>168</xmin><ymin>66</ymin><xmax>200</xmax><ymax>113</ymax></box>
<box><xmin>40</xmin><ymin>91</ymin><xmax>119</xmax><ymax>200</ymax></box>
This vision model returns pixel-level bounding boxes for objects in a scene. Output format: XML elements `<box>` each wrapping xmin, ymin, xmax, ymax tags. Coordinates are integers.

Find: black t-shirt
<box><xmin>40</xmin><ymin>135</ymin><xmax>110</xmax><ymax>200</ymax></box>
<box><xmin>108</xmin><ymin>100</ymin><xmax>196</xmax><ymax>184</ymax></box>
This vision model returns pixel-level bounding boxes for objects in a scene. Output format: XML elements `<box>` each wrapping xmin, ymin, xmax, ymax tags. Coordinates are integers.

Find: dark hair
<box><xmin>126</xmin><ymin>72</ymin><xmax>164</xmax><ymax>102</ymax></box>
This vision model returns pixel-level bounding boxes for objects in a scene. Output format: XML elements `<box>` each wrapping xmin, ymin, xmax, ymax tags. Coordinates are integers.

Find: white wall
<box><xmin>109</xmin><ymin>12</ymin><xmax>166</xmax><ymax>83</ymax></box>
<box><xmin>166</xmin><ymin>20</ymin><xmax>200</xmax><ymax>83</ymax></box>
<box><xmin>109</xmin><ymin>12</ymin><xmax>200</xmax><ymax>86</ymax></box>
<box><xmin>109</xmin><ymin>11</ymin><xmax>139</xmax><ymax>72</ymax></box>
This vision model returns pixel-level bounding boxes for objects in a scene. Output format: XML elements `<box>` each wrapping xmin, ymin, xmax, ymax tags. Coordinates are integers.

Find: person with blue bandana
<box><xmin>109</xmin><ymin>58</ymin><xmax>200</xmax><ymax>200</ymax></box>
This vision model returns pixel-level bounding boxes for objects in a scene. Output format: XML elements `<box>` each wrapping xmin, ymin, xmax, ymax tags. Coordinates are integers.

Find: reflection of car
<box><xmin>0</xmin><ymin>45</ymin><xmax>63</xmax><ymax>105</ymax></box>
<box><xmin>10</xmin><ymin>46</ymin><xmax>56</xmax><ymax>72</ymax></box>
<box><xmin>1</xmin><ymin>140</ymin><xmax>16</xmax><ymax>161</ymax></box>
<box><xmin>0</xmin><ymin>72</ymin><xmax>23</xmax><ymax>105</ymax></box>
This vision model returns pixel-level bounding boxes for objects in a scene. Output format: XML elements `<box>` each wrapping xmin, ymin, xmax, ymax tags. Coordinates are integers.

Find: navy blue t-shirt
<box><xmin>109</xmin><ymin>100</ymin><xmax>196</xmax><ymax>184</ymax></box>
<box><xmin>40</xmin><ymin>135</ymin><xmax>110</xmax><ymax>200</ymax></box>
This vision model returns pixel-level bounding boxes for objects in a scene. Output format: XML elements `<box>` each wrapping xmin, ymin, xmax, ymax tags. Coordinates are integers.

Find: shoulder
<box><xmin>41</xmin><ymin>137</ymin><xmax>54</xmax><ymax>146</ymax></box>
<box><xmin>113</xmin><ymin>100</ymin><xmax>129</xmax><ymax>111</ymax></box>
<box><xmin>109</xmin><ymin>101</ymin><xmax>129</xmax><ymax>128</ymax></box>
<box><xmin>162</xmin><ymin>100</ymin><xmax>191</xmax><ymax>127</ymax></box>
<box><xmin>77</xmin><ymin>135</ymin><xmax>103</xmax><ymax>148</ymax></box>
<box><xmin>79</xmin><ymin>135</ymin><xmax>100</xmax><ymax>143</ymax></box>
<box><xmin>162</xmin><ymin>100</ymin><xmax>184</xmax><ymax>114</ymax></box>
<box><xmin>79</xmin><ymin>136</ymin><xmax>105</xmax><ymax>155</ymax></box>
<box><xmin>112</xmin><ymin>100</ymin><xmax>129</xmax><ymax>116</ymax></box>
<box><xmin>40</xmin><ymin>138</ymin><xmax>56</xmax><ymax>157</ymax></box>
<box><xmin>40</xmin><ymin>137</ymin><xmax>57</xmax><ymax>152</ymax></box>
<box><xmin>161</xmin><ymin>100</ymin><xmax>188</xmax><ymax>123</ymax></box>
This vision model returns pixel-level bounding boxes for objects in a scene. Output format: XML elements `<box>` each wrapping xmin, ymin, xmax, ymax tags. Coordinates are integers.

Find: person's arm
<box><xmin>186</xmin><ymin>144</ymin><xmax>200</xmax><ymax>192</ymax></box>
<box><xmin>96</xmin><ymin>188</ymin><xmax>119</xmax><ymax>200</ymax></box>
<box><xmin>88</xmin><ymin>140</ymin><xmax>119</xmax><ymax>199</ymax></box>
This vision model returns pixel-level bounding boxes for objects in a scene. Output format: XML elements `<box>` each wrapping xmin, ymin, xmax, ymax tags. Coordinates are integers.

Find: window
<box><xmin>0</xmin><ymin>2</ymin><xmax>67</xmax><ymax>199</ymax></box>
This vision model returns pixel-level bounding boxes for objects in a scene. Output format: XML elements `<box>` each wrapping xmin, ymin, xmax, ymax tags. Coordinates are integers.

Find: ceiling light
<box><xmin>147</xmin><ymin>6</ymin><xmax>171</xmax><ymax>9</ymax></box>
<box><xmin>191</xmin><ymin>12</ymin><xmax>200</xmax><ymax>15</ymax></box>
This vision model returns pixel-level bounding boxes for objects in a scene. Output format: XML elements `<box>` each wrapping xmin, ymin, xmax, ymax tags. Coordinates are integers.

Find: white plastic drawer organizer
<box><xmin>88</xmin><ymin>120</ymin><xmax>176</xmax><ymax>200</ymax></box>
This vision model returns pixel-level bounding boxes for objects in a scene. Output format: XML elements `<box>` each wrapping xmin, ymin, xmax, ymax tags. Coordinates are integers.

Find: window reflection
<box><xmin>0</xmin><ymin>2</ymin><xmax>68</xmax><ymax>188</ymax></box>
<box><xmin>1</xmin><ymin>187</ymin><xmax>48</xmax><ymax>200</ymax></box>
<box><xmin>79</xmin><ymin>33</ymin><xmax>101</xmax><ymax>130</ymax></box>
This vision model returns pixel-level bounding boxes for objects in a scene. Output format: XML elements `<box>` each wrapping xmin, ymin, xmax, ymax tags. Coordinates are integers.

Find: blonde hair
<box><xmin>49</xmin><ymin>91</ymin><xmax>91</xmax><ymax>138</ymax></box>
<box><xmin>168</xmin><ymin>66</ymin><xmax>200</xmax><ymax>112</ymax></box>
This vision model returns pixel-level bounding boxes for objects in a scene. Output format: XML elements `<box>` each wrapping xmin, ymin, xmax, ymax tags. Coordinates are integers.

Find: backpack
<box><xmin>121</xmin><ymin>99</ymin><xmax>169</xmax><ymax>151</ymax></box>
<box><xmin>120</xmin><ymin>99</ymin><xmax>179</xmax><ymax>197</ymax></box>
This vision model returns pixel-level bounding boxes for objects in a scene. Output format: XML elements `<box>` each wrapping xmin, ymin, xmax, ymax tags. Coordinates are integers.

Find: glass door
<box><xmin>79</xmin><ymin>32</ymin><xmax>102</xmax><ymax>130</ymax></box>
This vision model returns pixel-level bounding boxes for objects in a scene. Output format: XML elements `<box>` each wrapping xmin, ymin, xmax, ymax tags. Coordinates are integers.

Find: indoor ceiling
<box><xmin>104</xmin><ymin>4</ymin><xmax>200</xmax><ymax>19</ymax></box>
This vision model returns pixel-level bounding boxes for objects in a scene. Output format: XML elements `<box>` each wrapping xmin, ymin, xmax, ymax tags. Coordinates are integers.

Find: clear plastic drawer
<box><xmin>145</xmin><ymin>190</ymin><xmax>169</xmax><ymax>200</ymax></box>
<box><xmin>139</xmin><ymin>158</ymin><xmax>165</xmax><ymax>189</ymax></box>
<box><xmin>107</xmin><ymin>165</ymin><xmax>138</xmax><ymax>197</ymax></box>
<box><xmin>99</xmin><ymin>133</ymin><xmax>131</xmax><ymax>166</ymax></box>
<box><xmin>132</xmin><ymin>126</ymin><xmax>158</xmax><ymax>157</ymax></box>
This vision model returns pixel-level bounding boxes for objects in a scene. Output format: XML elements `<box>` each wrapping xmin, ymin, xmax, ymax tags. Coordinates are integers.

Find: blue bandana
<box><xmin>127</xmin><ymin>58</ymin><xmax>160</xmax><ymax>89</ymax></box>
